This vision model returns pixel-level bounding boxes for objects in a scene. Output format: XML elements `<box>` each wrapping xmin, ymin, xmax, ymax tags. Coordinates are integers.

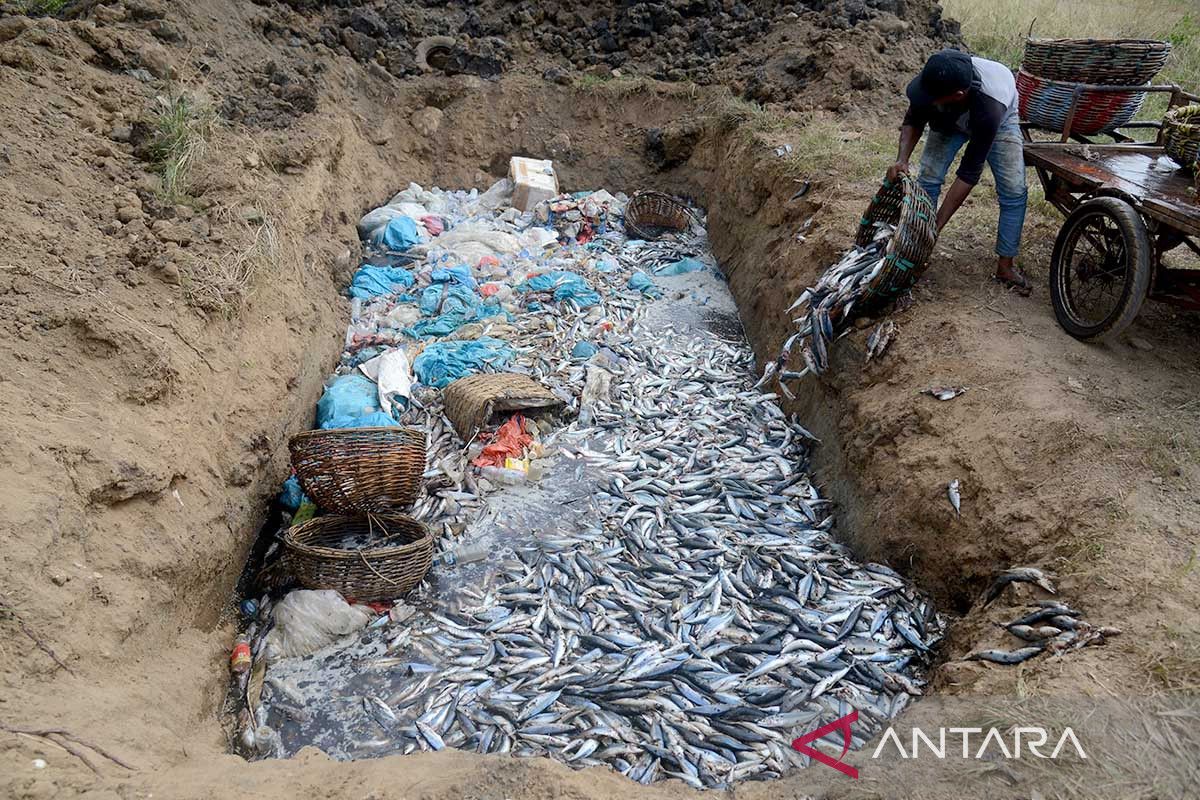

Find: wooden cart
<box><xmin>1022</xmin><ymin>84</ymin><xmax>1200</xmax><ymax>340</ymax></box>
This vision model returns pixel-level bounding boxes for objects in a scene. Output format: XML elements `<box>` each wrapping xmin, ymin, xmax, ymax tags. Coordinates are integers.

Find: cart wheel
<box><xmin>1049</xmin><ymin>197</ymin><xmax>1152</xmax><ymax>341</ymax></box>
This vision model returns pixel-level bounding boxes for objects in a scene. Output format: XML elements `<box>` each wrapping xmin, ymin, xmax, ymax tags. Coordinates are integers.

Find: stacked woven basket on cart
<box><xmin>1017</xmin><ymin>38</ymin><xmax>1172</xmax><ymax>136</ymax></box>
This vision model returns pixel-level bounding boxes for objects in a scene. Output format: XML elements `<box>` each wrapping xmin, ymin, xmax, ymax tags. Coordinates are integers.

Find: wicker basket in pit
<box><xmin>282</xmin><ymin>513</ymin><xmax>433</xmax><ymax>601</ymax></box>
<box><xmin>289</xmin><ymin>426</ymin><xmax>426</xmax><ymax>513</ymax></box>
<box><xmin>1021</xmin><ymin>38</ymin><xmax>1172</xmax><ymax>86</ymax></box>
<box><xmin>1163</xmin><ymin>104</ymin><xmax>1200</xmax><ymax>172</ymax></box>
<box><xmin>443</xmin><ymin>372</ymin><xmax>563</xmax><ymax>441</ymax></box>
<box><xmin>624</xmin><ymin>191</ymin><xmax>699</xmax><ymax>240</ymax></box>
<box><xmin>855</xmin><ymin>175</ymin><xmax>937</xmax><ymax>313</ymax></box>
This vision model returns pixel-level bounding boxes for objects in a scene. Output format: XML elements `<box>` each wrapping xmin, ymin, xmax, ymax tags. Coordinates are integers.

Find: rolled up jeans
<box><xmin>916</xmin><ymin>121</ymin><xmax>1028</xmax><ymax>259</ymax></box>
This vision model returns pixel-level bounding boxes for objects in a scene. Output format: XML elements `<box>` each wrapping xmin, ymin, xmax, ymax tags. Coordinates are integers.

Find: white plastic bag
<box><xmin>264</xmin><ymin>589</ymin><xmax>371</xmax><ymax>661</ymax></box>
<box><xmin>359</xmin><ymin>348</ymin><xmax>414</xmax><ymax>410</ymax></box>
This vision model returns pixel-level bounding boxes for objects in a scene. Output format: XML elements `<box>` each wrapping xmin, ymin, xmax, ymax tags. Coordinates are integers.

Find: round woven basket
<box><xmin>1016</xmin><ymin>70</ymin><xmax>1146</xmax><ymax>136</ymax></box>
<box><xmin>855</xmin><ymin>175</ymin><xmax>937</xmax><ymax>313</ymax></box>
<box><xmin>624</xmin><ymin>191</ymin><xmax>699</xmax><ymax>240</ymax></box>
<box><xmin>443</xmin><ymin>372</ymin><xmax>563</xmax><ymax>441</ymax></box>
<box><xmin>1022</xmin><ymin>38</ymin><xmax>1171</xmax><ymax>85</ymax></box>
<box><xmin>1163</xmin><ymin>104</ymin><xmax>1200</xmax><ymax>171</ymax></box>
<box><xmin>283</xmin><ymin>513</ymin><xmax>433</xmax><ymax>601</ymax></box>
<box><xmin>289</xmin><ymin>426</ymin><xmax>426</xmax><ymax>514</ymax></box>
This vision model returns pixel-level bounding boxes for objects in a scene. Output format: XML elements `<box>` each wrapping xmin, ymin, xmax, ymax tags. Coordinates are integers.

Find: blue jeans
<box><xmin>917</xmin><ymin>122</ymin><xmax>1028</xmax><ymax>259</ymax></box>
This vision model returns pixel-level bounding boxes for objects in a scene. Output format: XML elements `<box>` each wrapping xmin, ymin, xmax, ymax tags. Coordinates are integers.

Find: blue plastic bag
<box><xmin>413</xmin><ymin>337</ymin><xmax>514</xmax><ymax>388</ymax></box>
<box><xmin>627</xmin><ymin>270</ymin><xmax>662</xmax><ymax>298</ymax></box>
<box><xmin>655</xmin><ymin>256</ymin><xmax>704</xmax><ymax>276</ymax></box>
<box><xmin>407</xmin><ymin>283</ymin><xmax>502</xmax><ymax>338</ymax></box>
<box><xmin>279</xmin><ymin>475</ymin><xmax>305</xmax><ymax>511</ymax></box>
<box><xmin>431</xmin><ymin>263</ymin><xmax>477</xmax><ymax>290</ymax></box>
<box><xmin>316</xmin><ymin>374</ymin><xmax>395</xmax><ymax>428</ymax></box>
<box><xmin>571</xmin><ymin>341</ymin><xmax>598</xmax><ymax>360</ymax></box>
<box><xmin>372</xmin><ymin>216</ymin><xmax>421</xmax><ymax>251</ymax></box>
<box><xmin>518</xmin><ymin>270</ymin><xmax>601</xmax><ymax>308</ymax></box>
<box><xmin>349</xmin><ymin>265</ymin><xmax>416</xmax><ymax>299</ymax></box>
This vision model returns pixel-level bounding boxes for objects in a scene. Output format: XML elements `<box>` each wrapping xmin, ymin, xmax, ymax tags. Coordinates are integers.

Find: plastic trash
<box><xmin>579</xmin><ymin>365</ymin><xmax>613</xmax><ymax>426</ymax></box>
<box><xmin>408</xmin><ymin>283</ymin><xmax>502</xmax><ymax>338</ymax></box>
<box><xmin>627</xmin><ymin>270</ymin><xmax>662</xmax><ymax>298</ymax></box>
<box><xmin>477</xmin><ymin>178</ymin><xmax>514</xmax><ymax>211</ymax></box>
<box><xmin>430</xmin><ymin>263</ymin><xmax>478</xmax><ymax>290</ymax></box>
<box><xmin>479</xmin><ymin>465</ymin><xmax>528</xmax><ymax>486</ymax></box>
<box><xmin>230</xmin><ymin>635</ymin><xmax>251</xmax><ymax>673</ymax></box>
<box><xmin>279</xmin><ymin>475</ymin><xmax>305</xmax><ymax>511</ymax></box>
<box><xmin>348</xmin><ymin>265</ymin><xmax>416</xmax><ymax>299</ymax></box>
<box><xmin>264</xmin><ymin>590</ymin><xmax>372</xmax><ymax>661</ymax></box>
<box><xmin>412</xmin><ymin>337</ymin><xmax>514</xmax><ymax>388</ymax></box>
<box><xmin>571</xmin><ymin>341</ymin><xmax>598</xmax><ymax>360</ymax></box>
<box><xmin>372</xmin><ymin>216</ymin><xmax>422</xmax><ymax>251</ymax></box>
<box><xmin>517</xmin><ymin>270</ymin><xmax>601</xmax><ymax>308</ymax></box>
<box><xmin>472</xmin><ymin>415</ymin><xmax>533</xmax><ymax>468</ymax></box>
<box><xmin>316</xmin><ymin>373</ymin><xmax>395</xmax><ymax>429</ymax></box>
<box><xmin>358</xmin><ymin>349</ymin><xmax>414</xmax><ymax>410</ymax></box>
<box><xmin>655</xmin><ymin>256</ymin><xmax>705</xmax><ymax>276</ymax></box>
<box><xmin>420</xmin><ymin>215</ymin><xmax>444</xmax><ymax>236</ymax></box>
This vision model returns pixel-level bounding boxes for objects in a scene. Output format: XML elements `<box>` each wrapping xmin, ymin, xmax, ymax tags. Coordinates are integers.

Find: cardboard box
<box><xmin>509</xmin><ymin>157</ymin><xmax>558</xmax><ymax>212</ymax></box>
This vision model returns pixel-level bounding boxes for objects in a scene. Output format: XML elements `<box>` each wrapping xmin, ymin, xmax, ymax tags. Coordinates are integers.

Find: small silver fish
<box><xmin>948</xmin><ymin>479</ymin><xmax>961</xmax><ymax>516</ymax></box>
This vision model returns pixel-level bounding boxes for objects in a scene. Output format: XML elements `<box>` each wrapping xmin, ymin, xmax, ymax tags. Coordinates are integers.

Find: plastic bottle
<box><xmin>230</xmin><ymin>635</ymin><xmax>252</xmax><ymax>674</ymax></box>
<box><xmin>479</xmin><ymin>466</ymin><xmax>527</xmax><ymax>486</ymax></box>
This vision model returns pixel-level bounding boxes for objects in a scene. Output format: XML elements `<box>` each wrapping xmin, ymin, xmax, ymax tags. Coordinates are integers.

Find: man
<box><xmin>887</xmin><ymin>49</ymin><xmax>1031</xmax><ymax>294</ymax></box>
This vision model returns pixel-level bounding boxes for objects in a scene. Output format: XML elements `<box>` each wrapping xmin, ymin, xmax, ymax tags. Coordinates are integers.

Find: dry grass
<box><xmin>180</xmin><ymin>214</ymin><xmax>278</xmax><ymax>316</ymax></box>
<box><xmin>1143</xmin><ymin>629</ymin><xmax>1200</xmax><ymax>692</ymax></box>
<box><xmin>2</xmin><ymin>0</ymin><xmax>68</xmax><ymax>14</ymax></box>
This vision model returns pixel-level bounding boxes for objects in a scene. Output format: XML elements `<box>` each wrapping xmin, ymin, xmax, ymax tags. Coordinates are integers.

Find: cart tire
<box><xmin>1049</xmin><ymin>196</ymin><xmax>1152</xmax><ymax>341</ymax></box>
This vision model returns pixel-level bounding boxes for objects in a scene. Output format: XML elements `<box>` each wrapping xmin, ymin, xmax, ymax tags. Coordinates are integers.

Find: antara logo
<box><xmin>792</xmin><ymin>712</ymin><xmax>1089</xmax><ymax>778</ymax></box>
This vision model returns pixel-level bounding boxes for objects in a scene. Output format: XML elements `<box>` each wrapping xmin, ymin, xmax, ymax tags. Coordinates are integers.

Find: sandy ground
<box><xmin>1</xmin><ymin>1</ymin><xmax>1197</xmax><ymax>799</ymax></box>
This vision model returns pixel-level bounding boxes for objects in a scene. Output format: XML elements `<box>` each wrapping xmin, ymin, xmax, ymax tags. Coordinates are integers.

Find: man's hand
<box><xmin>886</xmin><ymin>161</ymin><xmax>910</xmax><ymax>183</ymax></box>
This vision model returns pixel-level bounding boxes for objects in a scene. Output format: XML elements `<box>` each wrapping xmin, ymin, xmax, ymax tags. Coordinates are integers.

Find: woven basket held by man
<box><xmin>888</xmin><ymin>50</ymin><xmax>1032</xmax><ymax>296</ymax></box>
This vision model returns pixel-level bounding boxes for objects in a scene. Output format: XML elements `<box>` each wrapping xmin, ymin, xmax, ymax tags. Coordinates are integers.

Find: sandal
<box><xmin>993</xmin><ymin>268</ymin><xmax>1033</xmax><ymax>296</ymax></box>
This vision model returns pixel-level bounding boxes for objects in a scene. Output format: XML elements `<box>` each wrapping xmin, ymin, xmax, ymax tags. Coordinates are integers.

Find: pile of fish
<box><xmin>968</xmin><ymin>567</ymin><xmax>1119</xmax><ymax>665</ymax></box>
<box><xmin>245</xmin><ymin>186</ymin><xmax>944</xmax><ymax>788</ymax></box>
<box><xmin>759</xmin><ymin>222</ymin><xmax>893</xmax><ymax>393</ymax></box>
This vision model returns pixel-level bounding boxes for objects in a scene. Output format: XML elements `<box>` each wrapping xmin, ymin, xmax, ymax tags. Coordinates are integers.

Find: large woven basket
<box><xmin>1016</xmin><ymin>70</ymin><xmax>1146</xmax><ymax>136</ymax></box>
<box><xmin>1022</xmin><ymin>38</ymin><xmax>1171</xmax><ymax>85</ymax></box>
<box><xmin>624</xmin><ymin>191</ymin><xmax>699</xmax><ymax>240</ymax></box>
<box><xmin>855</xmin><ymin>175</ymin><xmax>937</xmax><ymax>313</ymax></box>
<box><xmin>1163</xmin><ymin>104</ymin><xmax>1200</xmax><ymax>172</ymax></box>
<box><xmin>289</xmin><ymin>426</ymin><xmax>425</xmax><ymax>513</ymax></box>
<box><xmin>443</xmin><ymin>372</ymin><xmax>563</xmax><ymax>441</ymax></box>
<box><xmin>283</xmin><ymin>513</ymin><xmax>433</xmax><ymax>601</ymax></box>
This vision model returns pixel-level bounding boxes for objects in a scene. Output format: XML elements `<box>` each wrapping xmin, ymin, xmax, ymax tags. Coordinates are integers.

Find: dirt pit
<box><xmin>1</xmin><ymin>1</ymin><xmax>1198</xmax><ymax>799</ymax></box>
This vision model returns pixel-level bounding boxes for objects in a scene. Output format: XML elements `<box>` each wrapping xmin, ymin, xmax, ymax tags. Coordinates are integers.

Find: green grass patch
<box><xmin>3</xmin><ymin>0</ymin><xmax>68</xmax><ymax>15</ymax></box>
<box><xmin>146</xmin><ymin>90</ymin><xmax>216</xmax><ymax>205</ymax></box>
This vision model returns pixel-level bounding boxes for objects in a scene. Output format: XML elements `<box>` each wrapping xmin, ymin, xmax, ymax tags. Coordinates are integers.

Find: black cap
<box><xmin>906</xmin><ymin>50</ymin><xmax>973</xmax><ymax>106</ymax></box>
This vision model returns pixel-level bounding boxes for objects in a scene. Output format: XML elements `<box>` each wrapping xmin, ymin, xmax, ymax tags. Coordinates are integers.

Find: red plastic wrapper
<box><xmin>472</xmin><ymin>415</ymin><xmax>533</xmax><ymax>468</ymax></box>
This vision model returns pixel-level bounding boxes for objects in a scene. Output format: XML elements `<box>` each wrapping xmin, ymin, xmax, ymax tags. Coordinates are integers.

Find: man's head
<box><xmin>907</xmin><ymin>50</ymin><xmax>973</xmax><ymax>106</ymax></box>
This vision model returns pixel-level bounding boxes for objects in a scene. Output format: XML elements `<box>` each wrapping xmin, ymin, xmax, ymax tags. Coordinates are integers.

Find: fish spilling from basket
<box><xmin>760</xmin><ymin>175</ymin><xmax>937</xmax><ymax>394</ymax></box>
<box><xmin>231</xmin><ymin>175</ymin><xmax>944</xmax><ymax>788</ymax></box>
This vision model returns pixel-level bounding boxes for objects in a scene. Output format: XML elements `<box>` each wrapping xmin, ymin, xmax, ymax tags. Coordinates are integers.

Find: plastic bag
<box><xmin>279</xmin><ymin>475</ymin><xmax>305</xmax><ymax>511</ymax></box>
<box><xmin>413</xmin><ymin>337</ymin><xmax>514</xmax><ymax>388</ymax></box>
<box><xmin>348</xmin><ymin>265</ymin><xmax>416</xmax><ymax>299</ymax></box>
<box><xmin>430</xmin><ymin>263</ymin><xmax>477</xmax><ymax>290</ymax></box>
<box><xmin>372</xmin><ymin>216</ymin><xmax>422</xmax><ymax>251</ymax></box>
<box><xmin>316</xmin><ymin>374</ymin><xmax>395</xmax><ymax>429</ymax></box>
<box><xmin>627</xmin><ymin>270</ymin><xmax>662</xmax><ymax>298</ymax></box>
<box><xmin>579</xmin><ymin>365</ymin><xmax>612</xmax><ymax>425</ymax></box>
<box><xmin>358</xmin><ymin>349</ymin><xmax>413</xmax><ymax>410</ymax></box>
<box><xmin>518</xmin><ymin>270</ymin><xmax>601</xmax><ymax>308</ymax></box>
<box><xmin>655</xmin><ymin>256</ymin><xmax>705</xmax><ymax>276</ymax></box>
<box><xmin>571</xmin><ymin>341</ymin><xmax>598</xmax><ymax>360</ymax></box>
<box><xmin>264</xmin><ymin>590</ymin><xmax>372</xmax><ymax>661</ymax></box>
<box><xmin>472</xmin><ymin>415</ymin><xmax>533</xmax><ymax>468</ymax></box>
